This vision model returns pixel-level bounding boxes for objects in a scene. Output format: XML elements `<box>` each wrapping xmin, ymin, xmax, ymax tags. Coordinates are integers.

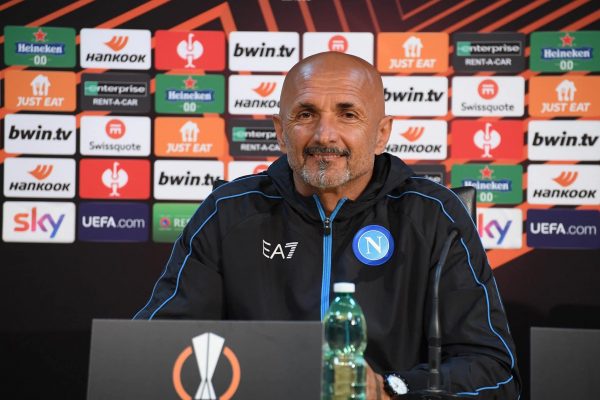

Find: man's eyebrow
<box><xmin>295</xmin><ymin>102</ymin><xmax>317</xmax><ymax>111</ymax></box>
<box><xmin>337</xmin><ymin>102</ymin><xmax>356</xmax><ymax>110</ymax></box>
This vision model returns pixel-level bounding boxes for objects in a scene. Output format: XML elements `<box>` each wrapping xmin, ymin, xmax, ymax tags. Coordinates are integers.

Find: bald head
<box><xmin>279</xmin><ymin>52</ymin><xmax>386</xmax><ymax>119</ymax></box>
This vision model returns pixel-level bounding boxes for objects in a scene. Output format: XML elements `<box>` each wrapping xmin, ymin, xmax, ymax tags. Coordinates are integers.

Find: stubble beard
<box><xmin>299</xmin><ymin>158</ymin><xmax>352</xmax><ymax>189</ymax></box>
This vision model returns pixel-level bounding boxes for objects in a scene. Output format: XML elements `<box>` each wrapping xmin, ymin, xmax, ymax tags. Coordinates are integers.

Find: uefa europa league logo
<box><xmin>173</xmin><ymin>333</ymin><xmax>240</xmax><ymax>400</ymax></box>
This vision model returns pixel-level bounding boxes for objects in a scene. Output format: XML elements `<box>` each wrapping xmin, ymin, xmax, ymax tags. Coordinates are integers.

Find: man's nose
<box><xmin>315</xmin><ymin>114</ymin><xmax>339</xmax><ymax>143</ymax></box>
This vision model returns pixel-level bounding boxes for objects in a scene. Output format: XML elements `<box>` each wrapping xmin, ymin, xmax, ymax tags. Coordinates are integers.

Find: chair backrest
<box><xmin>450</xmin><ymin>186</ymin><xmax>477</xmax><ymax>226</ymax></box>
<box><xmin>213</xmin><ymin>180</ymin><xmax>477</xmax><ymax>226</ymax></box>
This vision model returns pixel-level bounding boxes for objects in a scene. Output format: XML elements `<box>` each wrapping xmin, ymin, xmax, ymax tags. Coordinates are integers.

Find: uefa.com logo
<box><xmin>173</xmin><ymin>333</ymin><xmax>240</xmax><ymax>400</ymax></box>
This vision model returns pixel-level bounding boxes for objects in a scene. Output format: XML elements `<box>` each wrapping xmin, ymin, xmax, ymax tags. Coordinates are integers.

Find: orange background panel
<box><xmin>529</xmin><ymin>76</ymin><xmax>600</xmax><ymax>117</ymax></box>
<box><xmin>377</xmin><ymin>32</ymin><xmax>449</xmax><ymax>73</ymax></box>
<box><xmin>154</xmin><ymin>117</ymin><xmax>226</xmax><ymax>158</ymax></box>
<box><xmin>4</xmin><ymin>70</ymin><xmax>76</xmax><ymax>112</ymax></box>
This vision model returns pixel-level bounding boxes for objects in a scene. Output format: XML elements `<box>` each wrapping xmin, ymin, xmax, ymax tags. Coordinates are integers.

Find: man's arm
<box><xmin>132</xmin><ymin>197</ymin><xmax>224</xmax><ymax>320</ymax></box>
<box><xmin>392</xmin><ymin>198</ymin><xmax>521</xmax><ymax>399</ymax></box>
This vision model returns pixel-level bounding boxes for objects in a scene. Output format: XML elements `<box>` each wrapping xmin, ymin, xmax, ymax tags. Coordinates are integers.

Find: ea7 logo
<box><xmin>105</xmin><ymin>36</ymin><xmax>128</xmax><ymax>51</ymax></box>
<box><xmin>253</xmin><ymin>82</ymin><xmax>277</xmax><ymax>97</ymax></box>
<box><xmin>553</xmin><ymin>171</ymin><xmax>578</xmax><ymax>187</ymax></box>
<box><xmin>262</xmin><ymin>240</ymin><xmax>298</xmax><ymax>259</ymax></box>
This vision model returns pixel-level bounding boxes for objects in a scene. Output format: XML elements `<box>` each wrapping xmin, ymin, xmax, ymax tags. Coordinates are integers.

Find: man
<box><xmin>135</xmin><ymin>52</ymin><xmax>520</xmax><ymax>399</ymax></box>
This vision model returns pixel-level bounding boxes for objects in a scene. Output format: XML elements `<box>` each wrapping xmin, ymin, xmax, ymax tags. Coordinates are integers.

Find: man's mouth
<box><xmin>304</xmin><ymin>147</ymin><xmax>350</xmax><ymax>160</ymax></box>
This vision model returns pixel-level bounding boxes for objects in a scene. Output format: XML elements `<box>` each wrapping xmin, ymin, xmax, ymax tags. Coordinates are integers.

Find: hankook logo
<box><xmin>4</xmin><ymin>157</ymin><xmax>75</xmax><ymax>199</ymax></box>
<box><xmin>527</xmin><ymin>164</ymin><xmax>600</xmax><ymax>205</ymax></box>
<box><xmin>385</xmin><ymin>120</ymin><xmax>447</xmax><ymax>160</ymax></box>
<box><xmin>228</xmin><ymin>75</ymin><xmax>284</xmax><ymax>115</ymax></box>
<box><xmin>80</xmin><ymin>28</ymin><xmax>151</xmax><ymax>69</ymax></box>
<box><xmin>173</xmin><ymin>333</ymin><xmax>240</xmax><ymax>400</ymax></box>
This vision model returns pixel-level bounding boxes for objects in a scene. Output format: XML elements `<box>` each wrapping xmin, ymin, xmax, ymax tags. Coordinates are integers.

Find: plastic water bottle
<box><xmin>322</xmin><ymin>282</ymin><xmax>367</xmax><ymax>399</ymax></box>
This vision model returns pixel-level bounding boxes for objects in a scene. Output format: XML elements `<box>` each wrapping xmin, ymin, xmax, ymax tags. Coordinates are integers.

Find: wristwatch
<box><xmin>383</xmin><ymin>373</ymin><xmax>409</xmax><ymax>397</ymax></box>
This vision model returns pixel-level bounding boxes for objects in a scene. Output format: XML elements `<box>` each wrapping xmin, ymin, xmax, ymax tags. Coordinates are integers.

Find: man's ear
<box><xmin>272</xmin><ymin>114</ymin><xmax>287</xmax><ymax>153</ymax></box>
<box><xmin>374</xmin><ymin>115</ymin><xmax>392</xmax><ymax>155</ymax></box>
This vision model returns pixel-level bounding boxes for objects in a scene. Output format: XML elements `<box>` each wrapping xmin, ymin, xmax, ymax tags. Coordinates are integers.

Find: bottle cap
<box><xmin>333</xmin><ymin>282</ymin><xmax>355</xmax><ymax>293</ymax></box>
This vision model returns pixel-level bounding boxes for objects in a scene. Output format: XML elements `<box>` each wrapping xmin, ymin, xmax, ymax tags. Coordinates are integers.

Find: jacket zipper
<box><xmin>313</xmin><ymin>195</ymin><xmax>347</xmax><ymax>320</ymax></box>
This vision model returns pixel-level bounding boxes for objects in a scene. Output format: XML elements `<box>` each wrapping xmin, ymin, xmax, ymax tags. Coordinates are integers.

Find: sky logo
<box><xmin>477</xmin><ymin>208</ymin><xmax>522</xmax><ymax>249</ymax></box>
<box><xmin>2</xmin><ymin>201</ymin><xmax>75</xmax><ymax>243</ymax></box>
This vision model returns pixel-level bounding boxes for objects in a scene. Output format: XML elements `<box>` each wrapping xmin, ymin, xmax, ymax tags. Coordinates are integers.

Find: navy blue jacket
<box><xmin>134</xmin><ymin>154</ymin><xmax>520</xmax><ymax>399</ymax></box>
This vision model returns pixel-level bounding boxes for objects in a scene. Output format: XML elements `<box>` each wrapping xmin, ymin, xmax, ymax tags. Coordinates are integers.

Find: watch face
<box><xmin>387</xmin><ymin>375</ymin><xmax>408</xmax><ymax>395</ymax></box>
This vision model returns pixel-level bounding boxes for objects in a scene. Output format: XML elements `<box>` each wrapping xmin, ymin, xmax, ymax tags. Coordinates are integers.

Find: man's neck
<box><xmin>292</xmin><ymin>172</ymin><xmax>373</xmax><ymax>215</ymax></box>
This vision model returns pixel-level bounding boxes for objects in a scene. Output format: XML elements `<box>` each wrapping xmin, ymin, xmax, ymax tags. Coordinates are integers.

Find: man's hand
<box><xmin>366</xmin><ymin>364</ymin><xmax>392</xmax><ymax>400</ymax></box>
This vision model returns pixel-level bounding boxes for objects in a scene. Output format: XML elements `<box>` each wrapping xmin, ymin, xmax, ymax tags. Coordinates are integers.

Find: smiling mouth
<box><xmin>304</xmin><ymin>147</ymin><xmax>350</xmax><ymax>160</ymax></box>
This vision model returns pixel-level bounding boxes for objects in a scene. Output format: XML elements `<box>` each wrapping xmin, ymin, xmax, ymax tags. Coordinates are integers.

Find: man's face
<box><xmin>274</xmin><ymin>64</ymin><xmax>390</xmax><ymax>193</ymax></box>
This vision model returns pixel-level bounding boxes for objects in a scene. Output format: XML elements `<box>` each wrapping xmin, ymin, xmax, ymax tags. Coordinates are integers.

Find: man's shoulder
<box><xmin>387</xmin><ymin>176</ymin><xmax>474</xmax><ymax>225</ymax></box>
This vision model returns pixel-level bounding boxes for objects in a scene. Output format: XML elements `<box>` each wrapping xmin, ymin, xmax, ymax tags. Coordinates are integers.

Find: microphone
<box><xmin>403</xmin><ymin>227</ymin><xmax>464</xmax><ymax>399</ymax></box>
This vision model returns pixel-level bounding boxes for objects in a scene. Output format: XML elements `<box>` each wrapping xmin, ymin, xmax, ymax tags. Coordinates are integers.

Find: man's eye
<box><xmin>298</xmin><ymin>111</ymin><xmax>313</xmax><ymax>119</ymax></box>
<box><xmin>343</xmin><ymin>112</ymin><xmax>357</xmax><ymax>119</ymax></box>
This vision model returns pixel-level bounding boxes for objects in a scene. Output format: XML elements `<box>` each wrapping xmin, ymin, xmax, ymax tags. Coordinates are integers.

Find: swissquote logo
<box><xmin>527</xmin><ymin>121</ymin><xmax>600</xmax><ymax>161</ymax></box>
<box><xmin>382</xmin><ymin>76</ymin><xmax>448</xmax><ymax>116</ymax></box>
<box><xmin>4</xmin><ymin>157</ymin><xmax>75</xmax><ymax>199</ymax></box>
<box><xmin>385</xmin><ymin>120</ymin><xmax>447</xmax><ymax>160</ymax></box>
<box><xmin>229</xmin><ymin>31</ymin><xmax>299</xmax><ymax>72</ymax></box>
<box><xmin>80</xmin><ymin>28</ymin><xmax>151</xmax><ymax>69</ymax></box>
<box><xmin>302</xmin><ymin>32</ymin><xmax>374</xmax><ymax>63</ymax></box>
<box><xmin>527</xmin><ymin>164</ymin><xmax>600</xmax><ymax>205</ymax></box>
<box><xmin>4</xmin><ymin>114</ymin><xmax>76</xmax><ymax>155</ymax></box>
<box><xmin>2</xmin><ymin>201</ymin><xmax>75</xmax><ymax>243</ymax></box>
<box><xmin>452</xmin><ymin>76</ymin><xmax>524</xmax><ymax>116</ymax></box>
<box><xmin>154</xmin><ymin>117</ymin><xmax>226</xmax><ymax>158</ymax></box>
<box><xmin>154</xmin><ymin>160</ymin><xmax>224</xmax><ymax>200</ymax></box>
<box><xmin>173</xmin><ymin>333</ymin><xmax>240</xmax><ymax>400</ymax></box>
<box><xmin>451</xmin><ymin>120</ymin><xmax>523</xmax><ymax>160</ymax></box>
<box><xmin>377</xmin><ymin>32</ymin><xmax>448</xmax><ymax>73</ymax></box>
<box><xmin>80</xmin><ymin>116</ymin><xmax>151</xmax><ymax>156</ymax></box>
<box><xmin>228</xmin><ymin>161</ymin><xmax>272</xmax><ymax>180</ymax></box>
<box><xmin>352</xmin><ymin>225</ymin><xmax>394</xmax><ymax>266</ymax></box>
<box><xmin>5</xmin><ymin>70</ymin><xmax>76</xmax><ymax>111</ymax></box>
<box><xmin>155</xmin><ymin>30</ymin><xmax>225</xmax><ymax>70</ymax></box>
<box><xmin>228</xmin><ymin>75</ymin><xmax>284</xmax><ymax>115</ymax></box>
<box><xmin>79</xmin><ymin>159</ymin><xmax>150</xmax><ymax>200</ymax></box>
<box><xmin>529</xmin><ymin>76</ymin><xmax>600</xmax><ymax>117</ymax></box>
<box><xmin>477</xmin><ymin>208</ymin><xmax>522</xmax><ymax>249</ymax></box>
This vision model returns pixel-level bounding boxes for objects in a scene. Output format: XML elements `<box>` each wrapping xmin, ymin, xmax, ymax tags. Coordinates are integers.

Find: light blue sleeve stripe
<box><xmin>387</xmin><ymin>190</ymin><xmax>516</xmax><ymax>396</ymax></box>
<box><xmin>132</xmin><ymin>175</ymin><xmax>269</xmax><ymax>320</ymax></box>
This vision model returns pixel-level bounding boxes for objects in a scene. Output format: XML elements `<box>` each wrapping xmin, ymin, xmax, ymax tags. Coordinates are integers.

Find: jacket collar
<box><xmin>267</xmin><ymin>153</ymin><xmax>414</xmax><ymax>221</ymax></box>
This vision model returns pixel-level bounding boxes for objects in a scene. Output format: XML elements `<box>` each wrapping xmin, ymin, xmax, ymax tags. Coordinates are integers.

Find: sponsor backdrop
<box><xmin>1</xmin><ymin>0</ymin><xmax>599</xmax><ymax>398</ymax></box>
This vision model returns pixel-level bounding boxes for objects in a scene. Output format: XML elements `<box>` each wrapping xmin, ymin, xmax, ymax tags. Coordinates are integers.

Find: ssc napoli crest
<box><xmin>352</xmin><ymin>225</ymin><xmax>394</xmax><ymax>266</ymax></box>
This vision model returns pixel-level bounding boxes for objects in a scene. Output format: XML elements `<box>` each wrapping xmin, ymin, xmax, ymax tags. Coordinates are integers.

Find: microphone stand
<box><xmin>403</xmin><ymin>229</ymin><xmax>463</xmax><ymax>399</ymax></box>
